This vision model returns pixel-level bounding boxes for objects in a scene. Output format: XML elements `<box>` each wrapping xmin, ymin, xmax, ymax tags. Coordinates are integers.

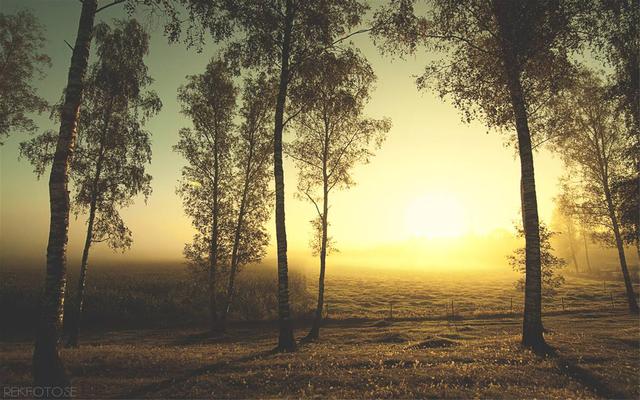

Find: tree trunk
<box><xmin>65</xmin><ymin>200</ymin><xmax>96</xmax><ymax>348</ymax></box>
<box><xmin>307</xmin><ymin>120</ymin><xmax>331</xmax><ymax>341</ymax></box>
<box><xmin>603</xmin><ymin>181</ymin><xmax>639</xmax><ymax>313</ymax></box>
<box><xmin>273</xmin><ymin>0</ymin><xmax>296</xmax><ymax>352</ymax></box>
<box><xmin>308</xmin><ymin>187</ymin><xmax>329</xmax><ymax>341</ymax></box>
<box><xmin>33</xmin><ymin>0</ymin><xmax>97</xmax><ymax>387</ymax></box>
<box><xmin>65</xmin><ymin>147</ymin><xmax>104</xmax><ymax>348</ymax></box>
<box><xmin>221</xmin><ymin>137</ymin><xmax>255</xmax><ymax>331</ymax></box>
<box><xmin>582</xmin><ymin>228</ymin><xmax>592</xmax><ymax>272</ymax></box>
<box><xmin>566</xmin><ymin>222</ymin><xmax>579</xmax><ymax>273</ymax></box>
<box><xmin>209</xmin><ymin>131</ymin><xmax>221</xmax><ymax>334</ymax></box>
<box><xmin>493</xmin><ymin>0</ymin><xmax>546</xmax><ymax>351</ymax></box>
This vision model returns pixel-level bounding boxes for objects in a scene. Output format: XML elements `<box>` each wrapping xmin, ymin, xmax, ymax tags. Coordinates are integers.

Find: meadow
<box><xmin>1</xmin><ymin>265</ymin><xmax>638</xmax><ymax>398</ymax></box>
<box><xmin>2</xmin><ymin>264</ymin><xmax>634</xmax><ymax>333</ymax></box>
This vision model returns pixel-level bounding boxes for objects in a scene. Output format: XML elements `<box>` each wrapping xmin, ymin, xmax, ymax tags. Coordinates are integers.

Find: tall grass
<box><xmin>0</xmin><ymin>265</ymin><xmax>314</xmax><ymax>335</ymax></box>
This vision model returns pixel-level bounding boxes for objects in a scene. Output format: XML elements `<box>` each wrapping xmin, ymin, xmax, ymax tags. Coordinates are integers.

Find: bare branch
<box><xmin>303</xmin><ymin>189</ymin><xmax>322</xmax><ymax>218</ymax></box>
<box><xmin>96</xmin><ymin>0</ymin><xmax>126</xmax><ymax>13</ymax></box>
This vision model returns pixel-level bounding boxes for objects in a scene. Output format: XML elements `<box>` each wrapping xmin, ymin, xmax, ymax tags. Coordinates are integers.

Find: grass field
<box><xmin>1</xmin><ymin>311</ymin><xmax>638</xmax><ymax>399</ymax></box>
<box><xmin>1</xmin><ymin>267</ymin><xmax>639</xmax><ymax>398</ymax></box>
<box><xmin>319</xmin><ymin>270</ymin><xmax>636</xmax><ymax>319</ymax></box>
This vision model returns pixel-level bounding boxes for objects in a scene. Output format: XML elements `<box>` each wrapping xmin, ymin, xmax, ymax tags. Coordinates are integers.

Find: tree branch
<box><xmin>330</xmin><ymin>28</ymin><xmax>371</xmax><ymax>47</ymax></box>
<box><xmin>285</xmin><ymin>149</ymin><xmax>322</xmax><ymax>170</ymax></box>
<box><xmin>64</xmin><ymin>40</ymin><xmax>74</xmax><ymax>52</ymax></box>
<box><xmin>303</xmin><ymin>189</ymin><xmax>322</xmax><ymax>218</ymax></box>
<box><xmin>96</xmin><ymin>0</ymin><xmax>126</xmax><ymax>13</ymax></box>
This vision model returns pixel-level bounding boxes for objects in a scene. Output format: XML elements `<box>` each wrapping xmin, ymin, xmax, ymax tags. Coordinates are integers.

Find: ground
<box><xmin>2</xmin><ymin>310</ymin><xmax>638</xmax><ymax>399</ymax></box>
<box><xmin>1</xmin><ymin>270</ymin><xmax>639</xmax><ymax>399</ymax></box>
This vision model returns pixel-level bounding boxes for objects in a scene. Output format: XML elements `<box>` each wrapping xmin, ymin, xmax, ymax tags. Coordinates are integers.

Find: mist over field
<box><xmin>1</xmin><ymin>0</ymin><xmax>639</xmax><ymax>398</ymax></box>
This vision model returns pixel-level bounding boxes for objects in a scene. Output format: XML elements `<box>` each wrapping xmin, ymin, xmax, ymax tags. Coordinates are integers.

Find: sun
<box><xmin>404</xmin><ymin>192</ymin><xmax>468</xmax><ymax>239</ymax></box>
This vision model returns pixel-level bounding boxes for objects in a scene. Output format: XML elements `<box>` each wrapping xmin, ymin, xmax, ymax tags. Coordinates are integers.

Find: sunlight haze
<box><xmin>0</xmin><ymin>0</ymin><xmax>565</xmax><ymax>271</ymax></box>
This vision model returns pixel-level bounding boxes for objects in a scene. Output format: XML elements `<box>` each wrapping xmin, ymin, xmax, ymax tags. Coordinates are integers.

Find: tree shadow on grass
<box><xmin>522</xmin><ymin>340</ymin><xmax>629</xmax><ymax>399</ymax></box>
<box><xmin>549</xmin><ymin>349</ymin><xmax>629</xmax><ymax>399</ymax></box>
<box><xmin>120</xmin><ymin>348</ymin><xmax>277</xmax><ymax>398</ymax></box>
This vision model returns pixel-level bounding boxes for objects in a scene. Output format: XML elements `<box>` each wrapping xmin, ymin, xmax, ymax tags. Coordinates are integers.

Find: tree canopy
<box><xmin>0</xmin><ymin>10</ymin><xmax>50</xmax><ymax>144</ymax></box>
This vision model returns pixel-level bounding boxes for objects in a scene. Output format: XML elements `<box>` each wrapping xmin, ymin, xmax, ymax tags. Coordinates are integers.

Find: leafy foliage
<box><xmin>546</xmin><ymin>70</ymin><xmax>634</xmax><ymax>248</ymax></box>
<box><xmin>0</xmin><ymin>10</ymin><xmax>50</xmax><ymax>144</ymax></box>
<box><xmin>372</xmin><ymin>0</ymin><xmax>579</xmax><ymax>144</ymax></box>
<box><xmin>579</xmin><ymin>0</ymin><xmax>639</xmax><ymax>161</ymax></box>
<box><xmin>175</xmin><ymin>59</ymin><xmax>238</xmax><ymax>273</ymax></box>
<box><xmin>509</xmin><ymin>223</ymin><xmax>565</xmax><ymax>298</ymax></box>
<box><xmin>287</xmin><ymin>48</ymin><xmax>389</xmax><ymax>255</ymax></box>
<box><xmin>21</xmin><ymin>19</ymin><xmax>160</xmax><ymax>251</ymax></box>
<box><xmin>175</xmin><ymin>60</ymin><xmax>274</xmax><ymax>313</ymax></box>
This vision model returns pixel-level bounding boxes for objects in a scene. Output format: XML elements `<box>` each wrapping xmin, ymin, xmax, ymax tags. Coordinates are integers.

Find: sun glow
<box><xmin>404</xmin><ymin>193</ymin><xmax>468</xmax><ymax>239</ymax></box>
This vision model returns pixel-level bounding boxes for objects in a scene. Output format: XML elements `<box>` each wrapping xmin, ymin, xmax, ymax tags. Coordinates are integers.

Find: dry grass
<box><xmin>1</xmin><ymin>270</ymin><xmax>638</xmax><ymax>398</ymax></box>
<box><xmin>1</xmin><ymin>311</ymin><xmax>638</xmax><ymax>399</ymax></box>
<box><xmin>319</xmin><ymin>271</ymin><xmax>635</xmax><ymax>319</ymax></box>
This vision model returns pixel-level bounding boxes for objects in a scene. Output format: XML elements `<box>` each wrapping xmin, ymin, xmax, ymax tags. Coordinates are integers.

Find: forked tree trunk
<box><xmin>493</xmin><ymin>0</ymin><xmax>546</xmax><ymax>351</ymax></box>
<box><xmin>603</xmin><ymin>180</ymin><xmax>639</xmax><ymax>313</ymax></box>
<box><xmin>273</xmin><ymin>0</ymin><xmax>296</xmax><ymax>352</ymax></box>
<box><xmin>66</xmin><ymin>146</ymin><xmax>104</xmax><ymax>348</ymax></box>
<box><xmin>33</xmin><ymin>0</ymin><xmax>97</xmax><ymax>387</ymax></box>
<box><xmin>221</xmin><ymin>135</ymin><xmax>255</xmax><ymax>331</ymax></box>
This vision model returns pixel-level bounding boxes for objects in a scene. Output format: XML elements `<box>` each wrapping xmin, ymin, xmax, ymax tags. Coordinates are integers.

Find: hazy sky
<box><xmin>0</xmin><ymin>0</ymin><xmax>568</xmax><ymax>270</ymax></box>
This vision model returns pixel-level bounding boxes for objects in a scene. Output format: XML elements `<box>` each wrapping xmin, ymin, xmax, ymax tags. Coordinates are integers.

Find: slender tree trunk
<box><xmin>66</xmin><ymin>147</ymin><xmax>105</xmax><ymax>348</ymax></box>
<box><xmin>33</xmin><ymin>0</ymin><xmax>97</xmax><ymax>387</ymax></box>
<box><xmin>65</xmin><ymin>199</ymin><xmax>96</xmax><ymax>348</ymax></box>
<box><xmin>308</xmin><ymin>187</ymin><xmax>329</xmax><ymax>340</ymax></box>
<box><xmin>566</xmin><ymin>222</ymin><xmax>579</xmax><ymax>273</ymax></box>
<box><xmin>582</xmin><ymin>228</ymin><xmax>592</xmax><ymax>272</ymax></box>
<box><xmin>273</xmin><ymin>0</ymin><xmax>296</xmax><ymax>352</ymax></box>
<box><xmin>603</xmin><ymin>181</ymin><xmax>640</xmax><ymax>313</ymax></box>
<box><xmin>493</xmin><ymin>0</ymin><xmax>546</xmax><ymax>351</ymax></box>
<box><xmin>307</xmin><ymin>122</ymin><xmax>330</xmax><ymax>341</ymax></box>
<box><xmin>209</xmin><ymin>134</ymin><xmax>221</xmax><ymax>333</ymax></box>
<box><xmin>221</xmin><ymin>138</ymin><xmax>255</xmax><ymax>331</ymax></box>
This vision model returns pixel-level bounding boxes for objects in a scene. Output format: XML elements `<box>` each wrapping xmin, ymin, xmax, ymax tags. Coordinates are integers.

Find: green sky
<box><xmin>0</xmin><ymin>0</ymin><xmax>569</xmax><ymax>271</ymax></box>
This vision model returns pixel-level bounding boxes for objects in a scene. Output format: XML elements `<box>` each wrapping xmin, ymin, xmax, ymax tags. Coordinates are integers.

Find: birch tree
<box><xmin>0</xmin><ymin>10</ymin><xmax>50</xmax><ymax>144</ymax></box>
<box><xmin>555</xmin><ymin>191</ymin><xmax>581</xmax><ymax>273</ymax></box>
<box><xmin>175</xmin><ymin>59</ymin><xmax>237</xmax><ymax>334</ymax></box>
<box><xmin>548</xmin><ymin>69</ymin><xmax>639</xmax><ymax>313</ymax></box>
<box><xmin>174</xmin><ymin>0</ymin><xmax>369</xmax><ymax>351</ymax></box>
<box><xmin>22</xmin><ymin>19</ymin><xmax>160</xmax><ymax>348</ymax></box>
<box><xmin>372</xmin><ymin>0</ymin><xmax>580</xmax><ymax>351</ymax></box>
<box><xmin>287</xmin><ymin>49</ymin><xmax>389</xmax><ymax>340</ymax></box>
<box><xmin>219</xmin><ymin>76</ymin><xmax>274</xmax><ymax>331</ymax></box>
<box><xmin>32</xmin><ymin>0</ymin><xmax>177</xmax><ymax>386</ymax></box>
<box><xmin>581</xmin><ymin>0</ymin><xmax>639</xmax><ymax>174</ymax></box>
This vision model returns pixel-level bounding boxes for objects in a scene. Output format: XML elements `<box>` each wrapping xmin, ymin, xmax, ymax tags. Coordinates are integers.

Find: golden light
<box><xmin>404</xmin><ymin>192</ymin><xmax>468</xmax><ymax>239</ymax></box>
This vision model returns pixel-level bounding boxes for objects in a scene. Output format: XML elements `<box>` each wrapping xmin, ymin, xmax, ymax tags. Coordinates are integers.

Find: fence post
<box><xmin>510</xmin><ymin>297</ymin><xmax>513</xmax><ymax>313</ymax></box>
<box><xmin>389</xmin><ymin>301</ymin><xmax>394</xmax><ymax>320</ymax></box>
<box><xmin>325</xmin><ymin>302</ymin><xmax>329</xmax><ymax>319</ymax></box>
<box><xmin>561</xmin><ymin>297</ymin><xmax>565</xmax><ymax>311</ymax></box>
<box><xmin>451</xmin><ymin>299</ymin><xmax>455</xmax><ymax>320</ymax></box>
